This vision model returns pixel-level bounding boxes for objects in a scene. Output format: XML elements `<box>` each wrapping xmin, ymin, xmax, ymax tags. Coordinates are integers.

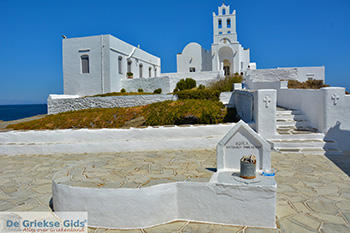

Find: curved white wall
<box><xmin>177</xmin><ymin>42</ymin><xmax>212</xmax><ymax>73</ymax></box>
<box><xmin>52</xmin><ymin>179</ymin><xmax>276</xmax><ymax>229</ymax></box>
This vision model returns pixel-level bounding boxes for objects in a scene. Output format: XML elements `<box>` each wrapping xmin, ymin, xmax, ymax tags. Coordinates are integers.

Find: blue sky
<box><xmin>0</xmin><ymin>0</ymin><xmax>349</xmax><ymax>104</ymax></box>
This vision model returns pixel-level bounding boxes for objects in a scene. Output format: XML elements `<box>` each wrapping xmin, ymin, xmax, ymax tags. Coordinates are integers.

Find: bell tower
<box><xmin>213</xmin><ymin>3</ymin><xmax>237</xmax><ymax>44</ymax></box>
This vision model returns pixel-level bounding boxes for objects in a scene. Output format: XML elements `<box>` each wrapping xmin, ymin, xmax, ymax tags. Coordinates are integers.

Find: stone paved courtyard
<box><xmin>0</xmin><ymin>150</ymin><xmax>350</xmax><ymax>233</ymax></box>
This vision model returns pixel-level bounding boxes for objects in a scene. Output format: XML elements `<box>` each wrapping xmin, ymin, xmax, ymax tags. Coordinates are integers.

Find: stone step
<box><xmin>276</xmin><ymin>121</ymin><xmax>310</xmax><ymax>128</ymax></box>
<box><xmin>300</xmin><ymin>148</ymin><xmax>326</xmax><ymax>155</ymax></box>
<box><xmin>272</xmin><ymin>140</ymin><xmax>325</xmax><ymax>148</ymax></box>
<box><xmin>276</xmin><ymin>110</ymin><xmax>302</xmax><ymax>116</ymax></box>
<box><xmin>276</xmin><ymin>121</ymin><xmax>297</xmax><ymax>127</ymax></box>
<box><xmin>276</xmin><ymin>148</ymin><xmax>325</xmax><ymax>155</ymax></box>
<box><xmin>291</xmin><ymin>129</ymin><xmax>319</xmax><ymax>134</ymax></box>
<box><xmin>268</xmin><ymin>133</ymin><xmax>324</xmax><ymax>141</ymax></box>
<box><xmin>276</xmin><ymin>114</ymin><xmax>308</xmax><ymax>121</ymax></box>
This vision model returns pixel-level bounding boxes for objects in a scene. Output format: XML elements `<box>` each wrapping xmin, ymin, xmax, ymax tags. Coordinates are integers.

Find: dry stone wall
<box><xmin>47</xmin><ymin>94</ymin><xmax>177</xmax><ymax>114</ymax></box>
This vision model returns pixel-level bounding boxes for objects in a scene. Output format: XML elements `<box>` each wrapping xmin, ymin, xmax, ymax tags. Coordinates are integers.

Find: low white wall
<box><xmin>47</xmin><ymin>94</ymin><xmax>177</xmax><ymax>114</ymax></box>
<box><xmin>245</xmin><ymin>66</ymin><xmax>325</xmax><ymax>83</ymax></box>
<box><xmin>52</xmin><ymin>181</ymin><xmax>178</xmax><ymax>229</ymax></box>
<box><xmin>121</xmin><ymin>77</ymin><xmax>171</xmax><ymax>93</ymax></box>
<box><xmin>53</xmin><ymin>179</ymin><xmax>276</xmax><ymax>229</ymax></box>
<box><xmin>0</xmin><ymin>124</ymin><xmax>236</xmax><ymax>156</ymax></box>
<box><xmin>163</xmin><ymin>71</ymin><xmax>224</xmax><ymax>92</ymax></box>
<box><xmin>120</xmin><ymin>71</ymin><xmax>223</xmax><ymax>94</ymax></box>
<box><xmin>246</xmin><ymin>68</ymin><xmax>297</xmax><ymax>82</ymax></box>
<box><xmin>219</xmin><ymin>92</ymin><xmax>233</xmax><ymax>106</ymax></box>
<box><xmin>220</xmin><ymin>90</ymin><xmax>277</xmax><ymax>137</ymax></box>
<box><xmin>245</xmin><ymin>80</ymin><xmax>288</xmax><ymax>90</ymax></box>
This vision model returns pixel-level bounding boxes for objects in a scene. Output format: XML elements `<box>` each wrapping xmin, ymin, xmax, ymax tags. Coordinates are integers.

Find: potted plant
<box><xmin>240</xmin><ymin>155</ymin><xmax>256</xmax><ymax>179</ymax></box>
<box><xmin>127</xmin><ymin>72</ymin><xmax>133</xmax><ymax>79</ymax></box>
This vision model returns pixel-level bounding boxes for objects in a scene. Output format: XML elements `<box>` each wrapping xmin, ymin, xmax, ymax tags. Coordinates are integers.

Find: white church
<box><xmin>62</xmin><ymin>3</ymin><xmax>324</xmax><ymax>96</ymax></box>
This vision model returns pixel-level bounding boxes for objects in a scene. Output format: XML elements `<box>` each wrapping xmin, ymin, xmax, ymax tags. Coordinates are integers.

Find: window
<box><xmin>127</xmin><ymin>60</ymin><xmax>132</xmax><ymax>73</ymax></box>
<box><xmin>218</xmin><ymin>19</ymin><xmax>222</xmax><ymax>28</ymax></box>
<box><xmin>227</xmin><ymin>31</ymin><xmax>231</xmax><ymax>34</ymax></box>
<box><xmin>154</xmin><ymin>67</ymin><xmax>157</xmax><ymax>77</ymax></box>
<box><xmin>189</xmin><ymin>67</ymin><xmax>196</xmax><ymax>72</ymax></box>
<box><xmin>149</xmin><ymin>67</ymin><xmax>152</xmax><ymax>77</ymax></box>
<box><xmin>227</xmin><ymin>19</ymin><xmax>231</xmax><ymax>28</ymax></box>
<box><xmin>306</xmin><ymin>74</ymin><xmax>315</xmax><ymax>80</ymax></box>
<box><xmin>222</xmin><ymin>9</ymin><xmax>226</xmax><ymax>15</ymax></box>
<box><xmin>139</xmin><ymin>64</ymin><xmax>143</xmax><ymax>78</ymax></box>
<box><xmin>118</xmin><ymin>56</ymin><xmax>123</xmax><ymax>74</ymax></box>
<box><xmin>219</xmin><ymin>31</ymin><xmax>223</xmax><ymax>35</ymax></box>
<box><xmin>81</xmin><ymin>55</ymin><xmax>89</xmax><ymax>74</ymax></box>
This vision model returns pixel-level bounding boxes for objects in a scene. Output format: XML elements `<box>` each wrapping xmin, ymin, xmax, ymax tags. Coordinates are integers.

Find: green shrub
<box><xmin>138</xmin><ymin>88</ymin><xmax>144</xmax><ymax>93</ymax></box>
<box><xmin>143</xmin><ymin>100</ymin><xmax>226</xmax><ymax>126</ymax></box>
<box><xmin>7</xmin><ymin>99</ymin><xmax>240</xmax><ymax>130</ymax></box>
<box><xmin>153</xmin><ymin>88</ymin><xmax>162</xmax><ymax>94</ymax></box>
<box><xmin>288</xmin><ymin>79</ymin><xmax>329</xmax><ymax>89</ymax></box>
<box><xmin>198</xmin><ymin>84</ymin><xmax>205</xmax><ymax>90</ymax></box>
<box><xmin>175</xmin><ymin>78</ymin><xmax>197</xmax><ymax>91</ymax></box>
<box><xmin>176</xmin><ymin>89</ymin><xmax>221</xmax><ymax>101</ymax></box>
<box><xmin>208</xmin><ymin>74</ymin><xmax>242</xmax><ymax>92</ymax></box>
<box><xmin>121</xmin><ymin>88</ymin><xmax>126</xmax><ymax>93</ymax></box>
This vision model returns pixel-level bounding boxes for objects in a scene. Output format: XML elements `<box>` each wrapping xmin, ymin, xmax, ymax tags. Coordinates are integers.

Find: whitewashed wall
<box><xmin>220</xmin><ymin>90</ymin><xmax>277</xmax><ymax>137</ymax></box>
<box><xmin>245</xmin><ymin>80</ymin><xmax>288</xmax><ymax>90</ymax></box>
<box><xmin>53</xmin><ymin>180</ymin><xmax>276</xmax><ymax>229</ymax></box>
<box><xmin>176</xmin><ymin>42</ymin><xmax>212</xmax><ymax>73</ymax></box>
<box><xmin>245</xmin><ymin>66</ymin><xmax>325</xmax><ymax>83</ymax></box>
<box><xmin>121</xmin><ymin>76</ymin><xmax>171</xmax><ymax>93</ymax></box>
<box><xmin>121</xmin><ymin>71</ymin><xmax>224</xmax><ymax>93</ymax></box>
<box><xmin>277</xmin><ymin>87</ymin><xmax>350</xmax><ymax>151</ymax></box>
<box><xmin>0</xmin><ymin>124</ymin><xmax>236</xmax><ymax>156</ymax></box>
<box><xmin>277</xmin><ymin>89</ymin><xmax>323</xmax><ymax>130</ymax></box>
<box><xmin>162</xmin><ymin>71</ymin><xmax>224</xmax><ymax>92</ymax></box>
<box><xmin>63</xmin><ymin>35</ymin><xmax>107</xmax><ymax>96</ymax></box>
<box><xmin>47</xmin><ymin>94</ymin><xmax>177</xmax><ymax>114</ymax></box>
<box><xmin>63</xmin><ymin>35</ymin><xmax>161</xmax><ymax>96</ymax></box>
<box><xmin>231</xmin><ymin>91</ymin><xmax>254</xmax><ymax>123</ymax></box>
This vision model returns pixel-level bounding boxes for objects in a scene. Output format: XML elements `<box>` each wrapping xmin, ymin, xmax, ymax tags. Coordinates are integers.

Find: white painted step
<box><xmin>276</xmin><ymin>110</ymin><xmax>302</xmax><ymax>115</ymax></box>
<box><xmin>272</xmin><ymin>140</ymin><xmax>325</xmax><ymax>148</ymax></box>
<box><xmin>276</xmin><ymin>114</ymin><xmax>308</xmax><ymax>121</ymax></box>
<box><xmin>300</xmin><ymin>148</ymin><xmax>326</xmax><ymax>155</ymax></box>
<box><xmin>275</xmin><ymin>107</ymin><xmax>343</xmax><ymax>156</ymax></box>
<box><xmin>276</xmin><ymin>121</ymin><xmax>297</xmax><ymax>127</ymax></box>
<box><xmin>269</xmin><ymin>133</ymin><xmax>324</xmax><ymax>141</ymax></box>
<box><xmin>276</xmin><ymin>148</ymin><xmax>325</xmax><ymax>155</ymax></box>
<box><xmin>276</xmin><ymin>121</ymin><xmax>310</xmax><ymax>127</ymax></box>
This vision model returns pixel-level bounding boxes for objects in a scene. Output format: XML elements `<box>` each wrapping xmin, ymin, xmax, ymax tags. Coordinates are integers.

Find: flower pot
<box><xmin>240</xmin><ymin>160</ymin><xmax>256</xmax><ymax>179</ymax></box>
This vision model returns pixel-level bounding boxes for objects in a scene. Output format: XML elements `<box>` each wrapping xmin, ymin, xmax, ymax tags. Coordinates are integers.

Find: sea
<box><xmin>0</xmin><ymin>104</ymin><xmax>47</xmax><ymax>121</ymax></box>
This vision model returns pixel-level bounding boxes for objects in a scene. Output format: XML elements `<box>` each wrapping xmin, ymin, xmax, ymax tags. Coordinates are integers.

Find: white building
<box><xmin>62</xmin><ymin>3</ymin><xmax>255</xmax><ymax>96</ymax></box>
<box><xmin>63</xmin><ymin>34</ymin><xmax>161</xmax><ymax>96</ymax></box>
<box><xmin>177</xmin><ymin>4</ymin><xmax>252</xmax><ymax>75</ymax></box>
<box><xmin>61</xmin><ymin>3</ymin><xmax>324</xmax><ymax>96</ymax></box>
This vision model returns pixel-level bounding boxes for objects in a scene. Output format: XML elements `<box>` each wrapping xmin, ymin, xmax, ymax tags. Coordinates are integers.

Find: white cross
<box><xmin>331</xmin><ymin>93</ymin><xmax>340</xmax><ymax>105</ymax></box>
<box><xmin>263</xmin><ymin>96</ymin><xmax>271</xmax><ymax>108</ymax></box>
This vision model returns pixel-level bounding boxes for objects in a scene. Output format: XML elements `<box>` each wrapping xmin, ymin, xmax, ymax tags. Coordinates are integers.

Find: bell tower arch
<box><xmin>213</xmin><ymin>3</ymin><xmax>237</xmax><ymax>44</ymax></box>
